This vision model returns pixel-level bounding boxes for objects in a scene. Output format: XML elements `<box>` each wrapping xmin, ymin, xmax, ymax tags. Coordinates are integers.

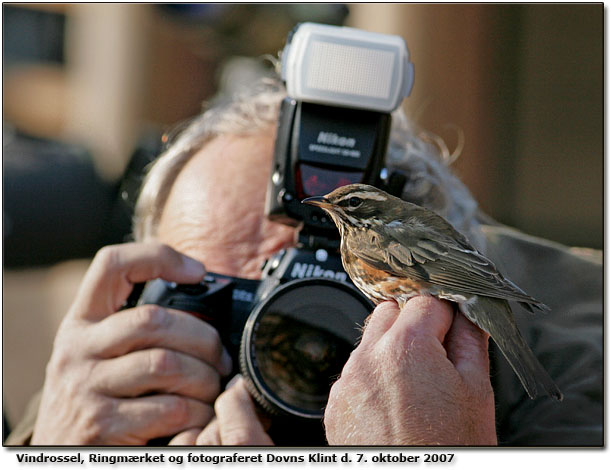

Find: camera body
<box><xmin>140</xmin><ymin>244</ymin><xmax>373</xmax><ymax>420</ymax></box>
<box><xmin>138</xmin><ymin>23</ymin><xmax>414</xmax><ymax>434</ymax></box>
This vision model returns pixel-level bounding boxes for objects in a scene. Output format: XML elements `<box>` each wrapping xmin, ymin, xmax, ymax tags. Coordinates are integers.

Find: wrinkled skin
<box><xmin>324</xmin><ymin>298</ymin><xmax>497</xmax><ymax>445</ymax></box>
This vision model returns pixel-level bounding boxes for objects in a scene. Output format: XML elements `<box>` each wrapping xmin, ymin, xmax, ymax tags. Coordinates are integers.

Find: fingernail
<box><xmin>225</xmin><ymin>373</ymin><xmax>242</xmax><ymax>390</ymax></box>
<box><xmin>183</xmin><ymin>256</ymin><xmax>206</xmax><ymax>278</ymax></box>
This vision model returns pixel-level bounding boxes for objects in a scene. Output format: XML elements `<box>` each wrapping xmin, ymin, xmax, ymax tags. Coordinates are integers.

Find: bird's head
<box><xmin>302</xmin><ymin>184</ymin><xmax>395</xmax><ymax>232</ymax></box>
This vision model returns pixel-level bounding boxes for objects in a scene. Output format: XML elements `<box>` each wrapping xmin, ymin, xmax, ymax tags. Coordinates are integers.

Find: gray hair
<box><xmin>133</xmin><ymin>78</ymin><xmax>285</xmax><ymax>242</ymax></box>
<box><xmin>133</xmin><ymin>77</ymin><xmax>485</xmax><ymax>250</ymax></box>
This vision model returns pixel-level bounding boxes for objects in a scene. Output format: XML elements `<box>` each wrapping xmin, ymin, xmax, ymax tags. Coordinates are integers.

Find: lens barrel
<box><xmin>240</xmin><ymin>278</ymin><xmax>372</xmax><ymax>419</ymax></box>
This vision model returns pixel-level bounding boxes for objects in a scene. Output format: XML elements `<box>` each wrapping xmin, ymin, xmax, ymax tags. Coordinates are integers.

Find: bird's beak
<box><xmin>302</xmin><ymin>196</ymin><xmax>333</xmax><ymax>208</ymax></box>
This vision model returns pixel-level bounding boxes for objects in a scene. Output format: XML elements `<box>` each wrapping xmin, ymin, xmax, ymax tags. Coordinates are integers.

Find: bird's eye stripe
<box><xmin>337</xmin><ymin>191</ymin><xmax>388</xmax><ymax>203</ymax></box>
<box><xmin>349</xmin><ymin>191</ymin><xmax>387</xmax><ymax>201</ymax></box>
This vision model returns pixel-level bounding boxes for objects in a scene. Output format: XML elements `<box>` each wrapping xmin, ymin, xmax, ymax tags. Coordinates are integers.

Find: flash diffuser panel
<box><xmin>282</xmin><ymin>23</ymin><xmax>414</xmax><ymax>112</ymax></box>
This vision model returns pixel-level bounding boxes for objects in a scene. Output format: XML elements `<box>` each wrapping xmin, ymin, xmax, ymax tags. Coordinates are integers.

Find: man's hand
<box><xmin>169</xmin><ymin>376</ymin><xmax>273</xmax><ymax>445</ymax></box>
<box><xmin>324</xmin><ymin>297</ymin><xmax>497</xmax><ymax>445</ymax></box>
<box><xmin>31</xmin><ymin>243</ymin><xmax>232</xmax><ymax>445</ymax></box>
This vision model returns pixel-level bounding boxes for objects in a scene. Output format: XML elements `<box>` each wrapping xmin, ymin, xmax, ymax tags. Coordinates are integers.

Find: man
<box><xmin>6</xmin><ymin>79</ymin><xmax>602</xmax><ymax>446</ymax></box>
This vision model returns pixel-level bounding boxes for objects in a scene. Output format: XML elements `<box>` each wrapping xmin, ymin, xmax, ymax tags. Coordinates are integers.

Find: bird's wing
<box><xmin>349</xmin><ymin>220</ymin><xmax>548</xmax><ymax>310</ymax></box>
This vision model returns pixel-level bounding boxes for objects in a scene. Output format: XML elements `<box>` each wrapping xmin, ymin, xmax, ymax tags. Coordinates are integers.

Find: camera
<box><xmin>138</xmin><ymin>23</ymin><xmax>414</xmax><ymax>436</ymax></box>
<box><xmin>138</xmin><ymin>249</ymin><xmax>372</xmax><ymax>423</ymax></box>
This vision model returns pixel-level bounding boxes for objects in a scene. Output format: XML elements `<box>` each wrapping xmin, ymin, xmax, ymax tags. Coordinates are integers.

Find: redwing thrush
<box><xmin>303</xmin><ymin>183</ymin><xmax>562</xmax><ymax>401</ymax></box>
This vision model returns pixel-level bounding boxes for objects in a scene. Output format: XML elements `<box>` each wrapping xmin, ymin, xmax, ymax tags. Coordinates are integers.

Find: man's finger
<box><xmin>90</xmin><ymin>306</ymin><xmax>232</xmax><ymax>376</ymax></box>
<box><xmin>444</xmin><ymin>310</ymin><xmax>490</xmax><ymax>384</ymax></box>
<box><xmin>196</xmin><ymin>418</ymin><xmax>221</xmax><ymax>445</ymax></box>
<box><xmin>359</xmin><ymin>301</ymin><xmax>400</xmax><ymax>348</ymax></box>
<box><xmin>169</xmin><ymin>428</ymin><xmax>201</xmax><ymax>445</ymax></box>
<box><xmin>113</xmin><ymin>395</ymin><xmax>214</xmax><ymax>442</ymax></box>
<box><xmin>71</xmin><ymin>243</ymin><xmax>206</xmax><ymax>321</ymax></box>
<box><xmin>92</xmin><ymin>348</ymin><xmax>221</xmax><ymax>403</ymax></box>
<box><xmin>214</xmin><ymin>378</ymin><xmax>273</xmax><ymax>445</ymax></box>
<box><xmin>391</xmin><ymin>296</ymin><xmax>454</xmax><ymax>344</ymax></box>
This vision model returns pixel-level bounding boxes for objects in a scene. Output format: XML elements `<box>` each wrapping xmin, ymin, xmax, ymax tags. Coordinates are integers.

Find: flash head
<box><xmin>281</xmin><ymin>22</ymin><xmax>414</xmax><ymax>113</ymax></box>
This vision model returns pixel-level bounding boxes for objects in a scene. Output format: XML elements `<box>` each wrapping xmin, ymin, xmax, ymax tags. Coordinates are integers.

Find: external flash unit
<box><xmin>267</xmin><ymin>22</ymin><xmax>415</xmax><ymax>237</ymax></box>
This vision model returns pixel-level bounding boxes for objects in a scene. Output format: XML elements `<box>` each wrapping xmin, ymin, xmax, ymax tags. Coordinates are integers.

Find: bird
<box><xmin>303</xmin><ymin>183</ymin><xmax>563</xmax><ymax>401</ymax></box>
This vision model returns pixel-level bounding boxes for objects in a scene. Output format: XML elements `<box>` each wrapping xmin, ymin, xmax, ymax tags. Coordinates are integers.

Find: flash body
<box><xmin>266</xmin><ymin>22</ymin><xmax>414</xmax><ymax>235</ymax></box>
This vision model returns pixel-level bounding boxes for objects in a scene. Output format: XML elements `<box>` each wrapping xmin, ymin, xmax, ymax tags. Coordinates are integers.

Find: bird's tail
<box><xmin>461</xmin><ymin>297</ymin><xmax>563</xmax><ymax>401</ymax></box>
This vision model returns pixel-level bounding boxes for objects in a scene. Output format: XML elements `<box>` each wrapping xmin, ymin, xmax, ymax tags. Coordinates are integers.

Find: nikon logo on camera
<box><xmin>317</xmin><ymin>131</ymin><xmax>356</xmax><ymax>148</ymax></box>
<box><xmin>290</xmin><ymin>262</ymin><xmax>348</xmax><ymax>282</ymax></box>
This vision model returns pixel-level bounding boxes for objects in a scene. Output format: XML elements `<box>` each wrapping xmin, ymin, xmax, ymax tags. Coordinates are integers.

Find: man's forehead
<box><xmin>156</xmin><ymin>130</ymin><xmax>296</xmax><ymax>277</ymax></box>
<box><xmin>159</xmin><ymin>132</ymin><xmax>275</xmax><ymax>228</ymax></box>
<box><xmin>191</xmin><ymin>132</ymin><xmax>274</xmax><ymax>167</ymax></box>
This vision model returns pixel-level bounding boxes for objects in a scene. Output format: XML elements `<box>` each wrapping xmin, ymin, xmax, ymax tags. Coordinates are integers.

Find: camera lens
<box><xmin>240</xmin><ymin>278</ymin><xmax>372</xmax><ymax>419</ymax></box>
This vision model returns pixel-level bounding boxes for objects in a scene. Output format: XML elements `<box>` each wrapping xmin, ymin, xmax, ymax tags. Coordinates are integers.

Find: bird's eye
<box><xmin>348</xmin><ymin>197</ymin><xmax>363</xmax><ymax>208</ymax></box>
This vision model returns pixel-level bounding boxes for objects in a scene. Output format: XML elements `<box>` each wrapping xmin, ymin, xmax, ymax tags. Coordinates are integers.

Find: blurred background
<box><xmin>2</xmin><ymin>4</ymin><xmax>603</xmax><ymax>435</ymax></box>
